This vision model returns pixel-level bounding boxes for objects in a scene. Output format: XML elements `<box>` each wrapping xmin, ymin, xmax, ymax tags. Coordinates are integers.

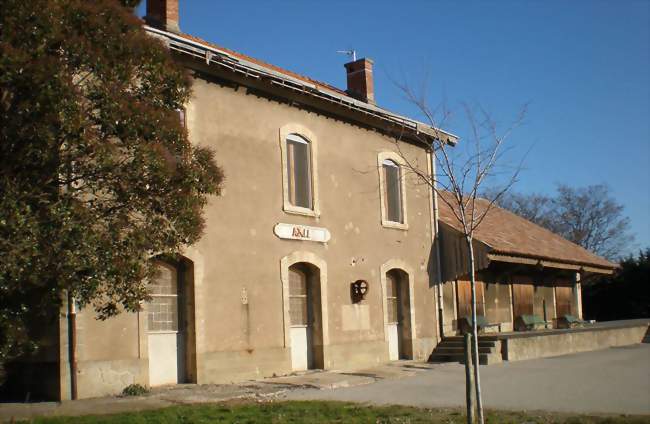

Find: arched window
<box><xmin>285</xmin><ymin>134</ymin><xmax>313</xmax><ymax>209</ymax></box>
<box><xmin>382</xmin><ymin>159</ymin><xmax>403</xmax><ymax>224</ymax></box>
<box><xmin>148</xmin><ymin>262</ymin><xmax>179</xmax><ymax>333</ymax></box>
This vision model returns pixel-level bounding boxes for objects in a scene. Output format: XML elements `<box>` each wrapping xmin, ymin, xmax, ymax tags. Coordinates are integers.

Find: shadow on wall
<box><xmin>427</xmin><ymin>239</ymin><xmax>440</xmax><ymax>289</ymax></box>
<box><xmin>0</xmin><ymin>308</ymin><xmax>61</xmax><ymax>402</ymax></box>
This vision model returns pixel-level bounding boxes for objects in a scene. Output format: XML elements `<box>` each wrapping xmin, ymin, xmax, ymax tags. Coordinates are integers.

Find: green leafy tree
<box><xmin>0</xmin><ymin>0</ymin><xmax>223</xmax><ymax>380</ymax></box>
<box><xmin>583</xmin><ymin>249</ymin><xmax>650</xmax><ymax>321</ymax></box>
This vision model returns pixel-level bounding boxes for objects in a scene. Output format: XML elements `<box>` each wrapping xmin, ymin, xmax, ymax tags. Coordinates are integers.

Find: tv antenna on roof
<box><xmin>336</xmin><ymin>49</ymin><xmax>357</xmax><ymax>62</ymax></box>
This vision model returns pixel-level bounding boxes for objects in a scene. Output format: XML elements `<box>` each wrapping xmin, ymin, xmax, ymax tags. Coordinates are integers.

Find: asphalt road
<box><xmin>285</xmin><ymin>343</ymin><xmax>650</xmax><ymax>415</ymax></box>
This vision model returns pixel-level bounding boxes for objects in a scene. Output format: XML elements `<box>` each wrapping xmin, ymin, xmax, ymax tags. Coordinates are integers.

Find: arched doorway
<box><xmin>385</xmin><ymin>269</ymin><xmax>413</xmax><ymax>360</ymax></box>
<box><xmin>147</xmin><ymin>259</ymin><xmax>196</xmax><ymax>386</ymax></box>
<box><xmin>288</xmin><ymin>262</ymin><xmax>324</xmax><ymax>371</ymax></box>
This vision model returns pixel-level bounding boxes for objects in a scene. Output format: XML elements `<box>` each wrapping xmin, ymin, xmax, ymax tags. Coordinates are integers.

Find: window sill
<box><xmin>381</xmin><ymin>220</ymin><xmax>409</xmax><ymax>231</ymax></box>
<box><xmin>283</xmin><ymin>204</ymin><xmax>320</xmax><ymax>218</ymax></box>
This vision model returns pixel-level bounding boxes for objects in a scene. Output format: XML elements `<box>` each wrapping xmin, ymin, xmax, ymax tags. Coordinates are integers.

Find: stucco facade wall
<box><xmin>65</xmin><ymin>72</ymin><xmax>440</xmax><ymax>397</ymax></box>
<box><xmin>71</xmin><ymin>308</ymin><xmax>148</xmax><ymax>399</ymax></box>
<box><xmin>184</xmin><ymin>76</ymin><xmax>438</xmax><ymax>382</ymax></box>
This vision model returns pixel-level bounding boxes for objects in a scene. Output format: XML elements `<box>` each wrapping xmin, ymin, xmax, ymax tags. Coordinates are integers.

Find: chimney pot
<box><xmin>344</xmin><ymin>58</ymin><xmax>375</xmax><ymax>104</ymax></box>
<box><xmin>145</xmin><ymin>0</ymin><xmax>180</xmax><ymax>33</ymax></box>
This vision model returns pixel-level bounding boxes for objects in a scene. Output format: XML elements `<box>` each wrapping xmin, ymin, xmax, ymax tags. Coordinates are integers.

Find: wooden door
<box><xmin>555</xmin><ymin>286</ymin><xmax>574</xmax><ymax>317</ymax></box>
<box><xmin>512</xmin><ymin>283</ymin><xmax>534</xmax><ymax>318</ymax></box>
<box><xmin>456</xmin><ymin>279</ymin><xmax>485</xmax><ymax>319</ymax></box>
<box><xmin>534</xmin><ymin>286</ymin><xmax>555</xmax><ymax>322</ymax></box>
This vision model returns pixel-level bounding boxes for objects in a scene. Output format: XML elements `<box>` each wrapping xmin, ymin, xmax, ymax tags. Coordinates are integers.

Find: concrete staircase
<box><xmin>429</xmin><ymin>335</ymin><xmax>502</xmax><ymax>365</ymax></box>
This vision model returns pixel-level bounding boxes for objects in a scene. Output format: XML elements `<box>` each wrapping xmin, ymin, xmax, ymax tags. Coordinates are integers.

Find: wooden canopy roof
<box><xmin>437</xmin><ymin>192</ymin><xmax>618</xmax><ymax>275</ymax></box>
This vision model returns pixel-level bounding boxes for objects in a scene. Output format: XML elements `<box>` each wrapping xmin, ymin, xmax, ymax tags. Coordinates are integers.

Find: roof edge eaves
<box><xmin>144</xmin><ymin>25</ymin><xmax>458</xmax><ymax>144</ymax></box>
<box><xmin>488</xmin><ymin>250</ymin><xmax>618</xmax><ymax>271</ymax></box>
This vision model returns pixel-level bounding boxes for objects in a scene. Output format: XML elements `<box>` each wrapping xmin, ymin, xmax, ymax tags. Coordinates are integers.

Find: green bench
<box><xmin>515</xmin><ymin>314</ymin><xmax>549</xmax><ymax>331</ymax></box>
<box><xmin>459</xmin><ymin>315</ymin><xmax>501</xmax><ymax>334</ymax></box>
<box><xmin>557</xmin><ymin>314</ymin><xmax>587</xmax><ymax>329</ymax></box>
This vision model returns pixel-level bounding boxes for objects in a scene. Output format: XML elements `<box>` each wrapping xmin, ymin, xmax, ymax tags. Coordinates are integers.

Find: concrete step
<box><xmin>429</xmin><ymin>352</ymin><xmax>498</xmax><ymax>366</ymax></box>
<box><xmin>444</xmin><ymin>335</ymin><xmax>499</xmax><ymax>342</ymax></box>
<box><xmin>434</xmin><ymin>346</ymin><xmax>494</xmax><ymax>354</ymax></box>
<box><xmin>439</xmin><ymin>340</ymin><xmax>497</xmax><ymax>348</ymax></box>
<box><xmin>429</xmin><ymin>334</ymin><xmax>503</xmax><ymax>365</ymax></box>
<box><xmin>429</xmin><ymin>353</ymin><xmax>466</xmax><ymax>363</ymax></box>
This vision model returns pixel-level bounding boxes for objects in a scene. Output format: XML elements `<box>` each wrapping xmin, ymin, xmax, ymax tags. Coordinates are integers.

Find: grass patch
<box><xmin>24</xmin><ymin>401</ymin><xmax>649</xmax><ymax>424</ymax></box>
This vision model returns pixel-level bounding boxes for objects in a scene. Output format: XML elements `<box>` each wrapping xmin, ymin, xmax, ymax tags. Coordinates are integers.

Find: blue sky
<box><xmin>138</xmin><ymin>1</ymin><xmax>649</xmax><ymax>252</ymax></box>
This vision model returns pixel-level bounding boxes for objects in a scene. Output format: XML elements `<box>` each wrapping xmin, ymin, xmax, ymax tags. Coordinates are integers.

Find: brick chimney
<box><xmin>344</xmin><ymin>58</ymin><xmax>375</xmax><ymax>104</ymax></box>
<box><xmin>145</xmin><ymin>0</ymin><xmax>180</xmax><ymax>33</ymax></box>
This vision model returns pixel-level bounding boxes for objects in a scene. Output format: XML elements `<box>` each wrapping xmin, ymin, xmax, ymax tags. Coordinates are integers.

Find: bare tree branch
<box><xmin>391</xmin><ymin>76</ymin><xmax>527</xmax><ymax>424</ymax></box>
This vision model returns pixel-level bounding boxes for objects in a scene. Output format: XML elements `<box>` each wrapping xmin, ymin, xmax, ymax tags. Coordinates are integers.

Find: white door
<box><xmin>387</xmin><ymin>323</ymin><xmax>399</xmax><ymax>361</ymax></box>
<box><xmin>148</xmin><ymin>333</ymin><xmax>179</xmax><ymax>385</ymax></box>
<box><xmin>386</xmin><ymin>272</ymin><xmax>401</xmax><ymax>360</ymax></box>
<box><xmin>148</xmin><ymin>262</ymin><xmax>182</xmax><ymax>386</ymax></box>
<box><xmin>289</xmin><ymin>266</ymin><xmax>310</xmax><ymax>371</ymax></box>
<box><xmin>290</xmin><ymin>326</ymin><xmax>309</xmax><ymax>371</ymax></box>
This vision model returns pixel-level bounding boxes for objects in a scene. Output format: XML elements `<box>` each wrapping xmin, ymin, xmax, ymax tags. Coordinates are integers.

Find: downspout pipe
<box><xmin>67</xmin><ymin>293</ymin><xmax>77</xmax><ymax>400</ymax></box>
<box><xmin>431</xmin><ymin>151</ymin><xmax>445</xmax><ymax>339</ymax></box>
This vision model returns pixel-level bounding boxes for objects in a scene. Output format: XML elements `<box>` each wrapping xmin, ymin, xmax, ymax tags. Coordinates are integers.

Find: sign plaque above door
<box><xmin>273</xmin><ymin>223</ymin><xmax>331</xmax><ymax>243</ymax></box>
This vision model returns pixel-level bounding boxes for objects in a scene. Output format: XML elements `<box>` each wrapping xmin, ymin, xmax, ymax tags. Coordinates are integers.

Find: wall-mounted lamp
<box><xmin>351</xmin><ymin>280</ymin><xmax>369</xmax><ymax>303</ymax></box>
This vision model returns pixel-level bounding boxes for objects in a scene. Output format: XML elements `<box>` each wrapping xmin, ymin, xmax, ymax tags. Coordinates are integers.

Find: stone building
<box><xmin>15</xmin><ymin>0</ymin><xmax>458</xmax><ymax>400</ymax></box>
<box><xmin>4</xmin><ymin>0</ymin><xmax>637</xmax><ymax>402</ymax></box>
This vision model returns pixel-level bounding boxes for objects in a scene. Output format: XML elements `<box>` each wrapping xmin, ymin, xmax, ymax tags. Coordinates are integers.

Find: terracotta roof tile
<box><xmin>437</xmin><ymin>192</ymin><xmax>617</xmax><ymax>270</ymax></box>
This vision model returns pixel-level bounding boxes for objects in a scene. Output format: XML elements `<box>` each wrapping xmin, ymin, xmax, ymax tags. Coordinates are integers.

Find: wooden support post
<box><xmin>573</xmin><ymin>272</ymin><xmax>583</xmax><ymax>320</ymax></box>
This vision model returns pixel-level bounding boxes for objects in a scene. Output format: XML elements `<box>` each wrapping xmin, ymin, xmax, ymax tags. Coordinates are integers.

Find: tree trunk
<box><xmin>464</xmin><ymin>333</ymin><xmax>476</xmax><ymax>424</ymax></box>
<box><xmin>466</xmin><ymin>236</ymin><xmax>484</xmax><ymax>424</ymax></box>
